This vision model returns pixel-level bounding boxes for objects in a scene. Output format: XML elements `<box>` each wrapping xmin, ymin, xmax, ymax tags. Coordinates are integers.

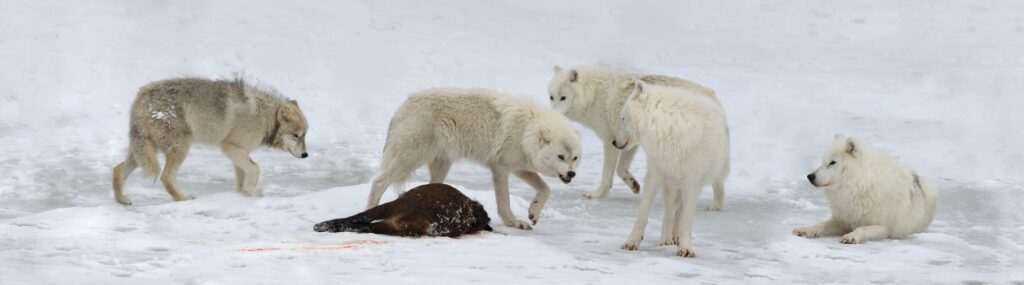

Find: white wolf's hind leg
<box><xmin>675</xmin><ymin>184</ymin><xmax>700</xmax><ymax>257</ymax></box>
<box><xmin>112</xmin><ymin>155</ymin><xmax>137</xmax><ymax>205</ymax></box>
<box><xmin>793</xmin><ymin>218</ymin><xmax>847</xmax><ymax>238</ymax></box>
<box><xmin>584</xmin><ymin>142</ymin><xmax>618</xmax><ymax>199</ymax></box>
<box><xmin>706</xmin><ymin>178</ymin><xmax>725</xmax><ymax>211</ymax></box>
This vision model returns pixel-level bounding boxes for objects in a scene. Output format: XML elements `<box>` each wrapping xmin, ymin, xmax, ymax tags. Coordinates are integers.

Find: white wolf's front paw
<box><xmin>622</xmin><ymin>240</ymin><xmax>641</xmax><ymax>251</ymax></box>
<box><xmin>677</xmin><ymin>246</ymin><xmax>696</xmax><ymax>258</ymax></box>
<box><xmin>115</xmin><ymin>195</ymin><xmax>133</xmax><ymax>206</ymax></box>
<box><xmin>705</xmin><ymin>203</ymin><xmax>722</xmax><ymax>211</ymax></box>
<box><xmin>504</xmin><ymin>219</ymin><xmax>533</xmax><ymax>230</ymax></box>
<box><xmin>840</xmin><ymin>233</ymin><xmax>860</xmax><ymax>244</ymax></box>
<box><xmin>792</xmin><ymin>227</ymin><xmax>820</xmax><ymax>238</ymax></box>
<box><xmin>173</xmin><ymin>194</ymin><xmax>197</xmax><ymax>202</ymax></box>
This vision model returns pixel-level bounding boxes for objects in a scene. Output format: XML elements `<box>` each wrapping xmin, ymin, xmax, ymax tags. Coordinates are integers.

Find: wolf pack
<box><xmin>111</xmin><ymin>65</ymin><xmax>938</xmax><ymax>258</ymax></box>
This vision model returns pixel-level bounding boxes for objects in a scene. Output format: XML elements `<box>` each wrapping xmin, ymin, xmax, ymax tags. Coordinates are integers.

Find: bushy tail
<box><xmin>129</xmin><ymin>126</ymin><xmax>161</xmax><ymax>177</ymax></box>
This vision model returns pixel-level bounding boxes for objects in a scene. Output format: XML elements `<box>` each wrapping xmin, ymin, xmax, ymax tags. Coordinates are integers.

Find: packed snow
<box><xmin>1</xmin><ymin>0</ymin><xmax>1022</xmax><ymax>284</ymax></box>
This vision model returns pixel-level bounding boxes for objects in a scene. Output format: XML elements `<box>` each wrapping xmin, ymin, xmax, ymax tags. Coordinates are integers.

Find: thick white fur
<box><xmin>548</xmin><ymin>65</ymin><xmax>727</xmax><ymax>210</ymax></box>
<box><xmin>795</xmin><ymin>135</ymin><xmax>938</xmax><ymax>244</ymax></box>
<box><xmin>612</xmin><ymin>82</ymin><xmax>730</xmax><ymax>257</ymax></box>
<box><xmin>365</xmin><ymin>88</ymin><xmax>582</xmax><ymax>230</ymax></box>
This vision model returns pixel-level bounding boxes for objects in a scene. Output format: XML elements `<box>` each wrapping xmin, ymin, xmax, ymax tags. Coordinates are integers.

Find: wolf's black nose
<box><xmin>301</xmin><ymin>153</ymin><xmax>309</xmax><ymax>158</ymax></box>
<box><xmin>567</xmin><ymin>171</ymin><xmax>576</xmax><ymax>178</ymax></box>
<box><xmin>807</xmin><ymin>173</ymin><xmax>816</xmax><ymax>183</ymax></box>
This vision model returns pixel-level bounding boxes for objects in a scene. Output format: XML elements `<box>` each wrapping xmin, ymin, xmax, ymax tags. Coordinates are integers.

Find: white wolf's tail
<box><xmin>129</xmin><ymin>126</ymin><xmax>161</xmax><ymax>177</ymax></box>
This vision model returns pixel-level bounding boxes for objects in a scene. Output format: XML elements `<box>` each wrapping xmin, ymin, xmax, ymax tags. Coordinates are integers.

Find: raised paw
<box><xmin>505</xmin><ymin>219</ymin><xmax>533</xmax><ymax>230</ymax></box>
<box><xmin>792</xmin><ymin>227</ymin><xmax>820</xmax><ymax>238</ymax></box>
<box><xmin>622</xmin><ymin>239</ymin><xmax>641</xmax><ymax>251</ymax></box>
<box><xmin>677</xmin><ymin>247</ymin><xmax>696</xmax><ymax>258</ymax></box>
<box><xmin>115</xmin><ymin>196</ymin><xmax>133</xmax><ymax>206</ymax></box>
<box><xmin>625</xmin><ymin>177</ymin><xmax>641</xmax><ymax>194</ymax></box>
<box><xmin>840</xmin><ymin>233</ymin><xmax>860</xmax><ymax>244</ymax></box>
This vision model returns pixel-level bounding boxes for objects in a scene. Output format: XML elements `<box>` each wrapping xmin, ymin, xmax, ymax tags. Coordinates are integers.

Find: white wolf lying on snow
<box><xmin>795</xmin><ymin>135</ymin><xmax>938</xmax><ymax>244</ymax></box>
<box><xmin>365</xmin><ymin>88</ymin><xmax>582</xmax><ymax>230</ymax></box>
<box><xmin>612</xmin><ymin>81</ymin><xmax>730</xmax><ymax>257</ymax></box>
<box><xmin>112</xmin><ymin>78</ymin><xmax>309</xmax><ymax>205</ymax></box>
<box><xmin>548</xmin><ymin>65</ymin><xmax>728</xmax><ymax>210</ymax></box>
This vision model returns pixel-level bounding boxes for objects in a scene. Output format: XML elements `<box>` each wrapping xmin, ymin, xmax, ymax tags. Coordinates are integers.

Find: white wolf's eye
<box><xmin>292</xmin><ymin>134</ymin><xmax>300</xmax><ymax>139</ymax></box>
<box><xmin>549</xmin><ymin>95</ymin><xmax>554</xmax><ymax>101</ymax></box>
<box><xmin>573</xmin><ymin>156</ymin><xmax>578</xmax><ymax>161</ymax></box>
<box><xmin>560</xmin><ymin>96</ymin><xmax>566</xmax><ymax>101</ymax></box>
<box><xmin>828</xmin><ymin>161</ymin><xmax>836</xmax><ymax>167</ymax></box>
<box><xmin>558</xmin><ymin>155</ymin><xmax>565</xmax><ymax>161</ymax></box>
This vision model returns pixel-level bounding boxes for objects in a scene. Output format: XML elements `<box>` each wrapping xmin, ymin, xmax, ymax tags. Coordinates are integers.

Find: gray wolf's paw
<box><xmin>677</xmin><ymin>247</ymin><xmax>696</xmax><ymax>258</ymax></box>
<box><xmin>793</xmin><ymin>227</ymin><xmax>820</xmax><ymax>238</ymax></box>
<box><xmin>840</xmin><ymin>233</ymin><xmax>860</xmax><ymax>244</ymax></box>
<box><xmin>505</xmin><ymin>219</ymin><xmax>533</xmax><ymax>230</ymax></box>
<box><xmin>115</xmin><ymin>196</ymin><xmax>133</xmax><ymax>206</ymax></box>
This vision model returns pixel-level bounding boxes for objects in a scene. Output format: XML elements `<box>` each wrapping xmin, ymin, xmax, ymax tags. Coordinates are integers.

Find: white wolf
<box><xmin>612</xmin><ymin>81</ymin><xmax>730</xmax><ymax>257</ymax></box>
<box><xmin>795</xmin><ymin>135</ymin><xmax>938</xmax><ymax>244</ymax></box>
<box><xmin>112</xmin><ymin>77</ymin><xmax>309</xmax><ymax>205</ymax></box>
<box><xmin>365</xmin><ymin>88</ymin><xmax>582</xmax><ymax>230</ymax></box>
<box><xmin>548</xmin><ymin>65</ymin><xmax>728</xmax><ymax>210</ymax></box>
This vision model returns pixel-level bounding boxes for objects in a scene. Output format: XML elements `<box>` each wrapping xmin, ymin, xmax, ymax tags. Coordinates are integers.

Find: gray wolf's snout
<box><xmin>301</xmin><ymin>152</ymin><xmax>309</xmax><ymax>158</ymax></box>
<box><xmin>807</xmin><ymin>173</ymin><xmax>816</xmax><ymax>184</ymax></box>
<box><xmin>567</xmin><ymin>171</ymin><xmax>576</xmax><ymax>178</ymax></box>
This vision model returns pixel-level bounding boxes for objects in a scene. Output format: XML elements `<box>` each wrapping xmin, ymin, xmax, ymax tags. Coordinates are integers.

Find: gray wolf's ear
<box><xmin>553</xmin><ymin>65</ymin><xmax>563</xmax><ymax>73</ymax></box>
<box><xmin>845</xmin><ymin>138</ymin><xmax>857</xmax><ymax>156</ymax></box>
<box><xmin>568</xmin><ymin>70</ymin><xmax>578</xmax><ymax>83</ymax></box>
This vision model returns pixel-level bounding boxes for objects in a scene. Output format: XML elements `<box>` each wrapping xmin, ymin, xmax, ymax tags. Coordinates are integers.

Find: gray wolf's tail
<box><xmin>129</xmin><ymin>125</ymin><xmax>161</xmax><ymax>177</ymax></box>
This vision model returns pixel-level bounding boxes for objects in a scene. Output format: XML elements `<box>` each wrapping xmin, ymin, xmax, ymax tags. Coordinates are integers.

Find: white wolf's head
<box><xmin>524</xmin><ymin>123</ymin><xmax>582</xmax><ymax>184</ymax></box>
<box><xmin>611</xmin><ymin>81</ymin><xmax>647</xmax><ymax>151</ymax></box>
<box><xmin>548</xmin><ymin>65</ymin><xmax>583</xmax><ymax>115</ymax></box>
<box><xmin>272</xmin><ymin>100</ymin><xmax>309</xmax><ymax>159</ymax></box>
<box><xmin>807</xmin><ymin>134</ymin><xmax>862</xmax><ymax>188</ymax></box>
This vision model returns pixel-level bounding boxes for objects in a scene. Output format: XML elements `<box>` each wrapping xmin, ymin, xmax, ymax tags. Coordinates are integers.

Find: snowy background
<box><xmin>1</xmin><ymin>0</ymin><xmax>1022</xmax><ymax>284</ymax></box>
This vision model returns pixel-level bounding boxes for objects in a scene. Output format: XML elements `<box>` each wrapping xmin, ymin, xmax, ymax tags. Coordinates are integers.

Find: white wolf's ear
<box><xmin>553</xmin><ymin>65</ymin><xmax>563</xmax><ymax>73</ymax></box>
<box><xmin>538</xmin><ymin>127</ymin><xmax>552</xmax><ymax>146</ymax></box>
<box><xmin>630</xmin><ymin>80</ymin><xmax>647</xmax><ymax>102</ymax></box>
<box><xmin>288</xmin><ymin>99</ymin><xmax>298</xmax><ymax>106</ymax></box>
<box><xmin>568</xmin><ymin>69</ymin><xmax>578</xmax><ymax>83</ymax></box>
<box><xmin>845</xmin><ymin>138</ymin><xmax>857</xmax><ymax>156</ymax></box>
<box><xmin>834</xmin><ymin>133</ymin><xmax>846</xmax><ymax>141</ymax></box>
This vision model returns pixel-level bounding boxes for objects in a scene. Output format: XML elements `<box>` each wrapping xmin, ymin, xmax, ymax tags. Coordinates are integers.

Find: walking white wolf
<box><xmin>795</xmin><ymin>135</ymin><xmax>938</xmax><ymax>244</ymax></box>
<box><xmin>612</xmin><ymin>81</ymin><xmax>730</xmax><ymax>257</ymax></box>
<box><xmin>365</xmin><ymin>88</ymin><xmax>581</xmax><ymax>230</ymax></box>
<box><xmin>111</xmin><ymin>77</ymin><xmax>309</xmax><ymax>205</ymax></box>
<box><xmin>548</xmin><ymin>65</ymin><xmax>728</xmax><ymax>210</ymax></box>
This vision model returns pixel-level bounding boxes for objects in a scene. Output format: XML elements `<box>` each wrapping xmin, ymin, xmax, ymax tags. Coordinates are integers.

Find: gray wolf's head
<box><xmin>807</xmin><ymin>134</ymin><xmax>860</xmax><ymax>188</ymax></box>
<box><xmin>548</xmin><ymin>65</ymin><xmax>582</xmax><ymax>114</ymax></box>
<box><xmin>273</xmin><ymin>100</ymin><xmax>309</xmax><ymax>159</ymax></box>
<box><xmin>525</xmin><ymin>125</ymin><xmax>582</xmax><ymax>184</ymax></box>
<box><xmin>612</xmin><ymin>81</ymin><xmax>647</xmax><ymax>151</ymax></box>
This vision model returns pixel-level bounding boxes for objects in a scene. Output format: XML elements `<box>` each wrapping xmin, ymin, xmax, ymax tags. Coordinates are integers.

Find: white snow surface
<box><xmin>1</xmin><ymin>0</ymin><xmax>1022</xmax><ymax>284</ymax></box>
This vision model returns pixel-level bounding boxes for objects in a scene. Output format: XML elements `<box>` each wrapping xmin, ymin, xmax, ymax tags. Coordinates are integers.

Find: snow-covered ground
<box><xmin>1</xmin><ymin>0</ymin><xmax>1022</xmax><ymax>284</ymax></box>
